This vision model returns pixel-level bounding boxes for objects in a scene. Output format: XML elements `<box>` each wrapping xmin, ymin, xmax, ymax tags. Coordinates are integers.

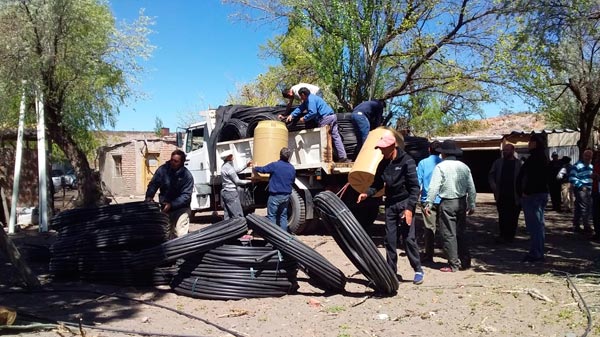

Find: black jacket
<box><xmin>517</xmin><ymin>148</ymin><xmax>549</xmax><ymax>195</ymax></box>
<box><xmin>145</xmin><ymin>161</ymin><xmax>194</xmax><ymax>210</ymax></box>
<box><xmin>366</xmin><ymin>147</ymin><xmax>419</xmax><ymax>212</ymax></box>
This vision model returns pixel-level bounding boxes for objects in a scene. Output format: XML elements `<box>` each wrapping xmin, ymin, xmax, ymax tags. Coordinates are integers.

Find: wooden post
<box><xmin>0</xmin><ymin>187</ymin><xmax>9</xmax><ymax>227</ymax></box>
<box><xmin>0</xmin><ymin>227</ymin><xmax>41</xmax><ymax>288</ymax></box>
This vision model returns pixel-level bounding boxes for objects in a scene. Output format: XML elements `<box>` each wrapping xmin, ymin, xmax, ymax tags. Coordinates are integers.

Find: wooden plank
<box><xmin>0</xmin><ymin>187</ymin><xmax>8</xmax><ymax>227</ymax></box>
<box><xmin>0</xmin><ymin>227</ymin><xmax>41</xmax><ymax>288</ymax></box>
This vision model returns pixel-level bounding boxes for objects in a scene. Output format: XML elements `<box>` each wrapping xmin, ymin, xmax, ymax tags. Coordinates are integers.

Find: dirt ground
<box><xmin>1</xmin><ymin>192</ymin><xmax>599</xmax><ymax>337</ymax></box>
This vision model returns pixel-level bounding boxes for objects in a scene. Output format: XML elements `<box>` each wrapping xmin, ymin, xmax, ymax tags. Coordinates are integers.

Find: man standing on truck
<box><xmin>145</xmin><ymin>150</ymin><xmax>194</xmax><ymax>239</ymax></box>
<box><xmin>351</xmin><ymin>99</ymin><xmax>385</xmax><ymax>152</ymax></box>
<box><xmin>285</xmin><ymin>87</ymin><xmax>350</xmax><ymax>163</ymax></box>
<box><xmin>281</xmin><ymin>83</ymin><xmax>321</xmax><ymax>114</ymax></box>
<box><xmin>252</xmin><ymin>147</ymin><xmax>296</xmax><ymax>232</ymax></box>
<box><xmin>220</xmin><ymin>150</ymin><xmax>252</xmax><ymax>220</ymax></box>
<box><xmin>357</xmin><ymin>131</ymin><xmax>424</xmax><ymax>285</ymax></box>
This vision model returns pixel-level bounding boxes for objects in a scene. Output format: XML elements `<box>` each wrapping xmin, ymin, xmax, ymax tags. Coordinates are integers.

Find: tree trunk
<box><xmin>45</xmin><ymin>106</ymin><xmax>103</xmax><ymax>208</ymax></box>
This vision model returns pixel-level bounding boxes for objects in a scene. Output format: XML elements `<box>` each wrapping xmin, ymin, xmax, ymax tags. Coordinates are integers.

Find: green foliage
<box><xmin>227</xmin><ymin>0</ymin><xmax>515</xmax><ymax>128</ymax></box>
<box><xmin>499</xmin><ymin>0</ymin><xmax>600</xmax><ymax>150</ymax></box>
<box><xmin>0</xmin><ymin>0</ymin><xmax>154</xmax><ymax>157</ymax></box>
<box><xmin>154</xmin><ymin>116</ymin><xmax>164</xmax><ymax>137</ymax></box>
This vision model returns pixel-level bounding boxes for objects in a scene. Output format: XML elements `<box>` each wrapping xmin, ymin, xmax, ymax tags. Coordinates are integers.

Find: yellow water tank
<box><xmin>253</xmin><ymin>120</ymin><xmax>289</xmax><ymax>177</ymax></box>
<box><xmin>348</xmin><ymin>127</ymin><xmax>403</xmax><ymax>194</ymax></box>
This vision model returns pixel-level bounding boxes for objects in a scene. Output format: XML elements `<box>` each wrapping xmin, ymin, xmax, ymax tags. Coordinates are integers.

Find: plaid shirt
<box><xmin>426</xmin><ymin>157</ymin><xmax>476</xmax><ymax>210</ymax></box>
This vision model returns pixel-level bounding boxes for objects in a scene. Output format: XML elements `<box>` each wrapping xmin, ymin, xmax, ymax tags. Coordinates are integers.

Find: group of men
<box><xmin>280</xmin><ymin>83</ymin><xmax>386</xmax><ymax>162</ymax></box>
<box><xmin>144</xmin><ymin>147</ymin><xmax>297</xmax><ymax>238</ymax></box>
<box><xmin>357</xmin><ymin>131</ymin><xmax>477</xmax><ymax>285</ymax></box>
<box><xmin>488</xmin><ymin>136</ymin><xmax>600</xmax><ymax>265</ymax></box>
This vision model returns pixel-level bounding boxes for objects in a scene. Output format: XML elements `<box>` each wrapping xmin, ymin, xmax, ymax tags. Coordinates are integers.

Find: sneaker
<box><xmin>413</xmin><ymin>272</ymin><xmax>424</xmax><ymax>285</ymax></box>
<box><xmin>338</xmin><ymin>157</ymin><xmax>351</xmax><ymax>163</ymax></box>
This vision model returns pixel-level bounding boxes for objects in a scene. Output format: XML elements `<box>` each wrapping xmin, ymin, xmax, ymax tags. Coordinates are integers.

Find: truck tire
<box><xmin>286</xmin><ymin>189</ymin><xmax>307</xmax><ymax>234</ymax></box>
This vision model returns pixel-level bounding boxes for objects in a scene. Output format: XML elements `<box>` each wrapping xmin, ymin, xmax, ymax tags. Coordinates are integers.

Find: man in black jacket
<box><xmin>145</xmin><ymin>150</ymin><xmax>194</xmax><ymax>238</ymax></box>
<box><xmin>357</xmin><ymin>131</ymin><xmax>424</xmax><ymax>285</ymax></box>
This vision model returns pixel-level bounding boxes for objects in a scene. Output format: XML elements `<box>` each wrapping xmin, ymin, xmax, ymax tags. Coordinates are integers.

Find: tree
<box><xmin>225</xmin><ymin>0</ymin><xmax>516</xmax><ymax>130</ymax></box>
<box><xmin>502</xmin><ymin>0</ymin><xmax>600</xmax><ymax>153</ymax></box>
<box><xmin>0</xmin><ymin>0</ymin><xmax>154</xmax><ymax>206</ymax></box>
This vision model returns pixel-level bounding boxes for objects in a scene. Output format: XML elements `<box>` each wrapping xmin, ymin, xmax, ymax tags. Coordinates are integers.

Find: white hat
<box><xmin>220</xmin><ymin>150</ymin><xmax>233</xmax><ymax>160</ymax></box>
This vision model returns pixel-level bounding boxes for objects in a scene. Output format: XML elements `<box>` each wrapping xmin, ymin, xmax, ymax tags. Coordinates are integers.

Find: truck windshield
<box><xmin>186</xmin><ymin>127</ymin><xmax>205</xmax><ymax>153</ymax></box>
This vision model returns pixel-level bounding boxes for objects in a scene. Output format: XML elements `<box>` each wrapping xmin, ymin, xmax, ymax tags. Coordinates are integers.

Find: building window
<box><xmin>113</xmin><ymin>155</ymin><xmax>122</xmax><ymax>177</ymax></box>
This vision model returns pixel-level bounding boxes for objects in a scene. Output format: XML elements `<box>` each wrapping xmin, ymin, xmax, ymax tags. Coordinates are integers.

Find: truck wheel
<box><xmin>286</xmin><ymin>189</ymin><xmax>307</xmax><ymax>234</ymax></box>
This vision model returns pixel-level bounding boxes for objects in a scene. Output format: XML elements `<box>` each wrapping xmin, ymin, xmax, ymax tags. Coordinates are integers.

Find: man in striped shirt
<box><xmin>424</xmin><ymin>140</ymin><xmax>476</xmax><ymax>272</ymax></box>
<box><xmin>569</xmin><ymin>149</ymin><xmax>593</xmax><ymax>233</ymax></box>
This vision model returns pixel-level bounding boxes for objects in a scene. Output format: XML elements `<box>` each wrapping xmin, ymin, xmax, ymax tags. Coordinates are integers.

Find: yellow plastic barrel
<box><xmin>253</xmin><ymin>120</ymin><xmax>289</xmax><ymax>177</ymax></box>
<box><xmin>348</xmin><ymin>127</ymin><xmax>402</xmax><ymax>194</ymax></box>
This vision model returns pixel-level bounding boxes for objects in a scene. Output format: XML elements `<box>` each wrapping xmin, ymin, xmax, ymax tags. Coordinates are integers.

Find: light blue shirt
<box><xmin>290</xmin><ymin>93</ymin><xmax>334</xmax><ymax>122</ymax></box>
<box><xmin>417</xmin><ymin>154</ymin><xmax>442</xmax><ymax>204</ymax></box>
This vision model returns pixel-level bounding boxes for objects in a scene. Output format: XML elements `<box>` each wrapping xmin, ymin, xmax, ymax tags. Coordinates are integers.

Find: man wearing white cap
<box><xmin>220</xmin><ymin>150</ymin><xmax>252</xmax><ymax>220</ymax></box>
<box><xmin>357</xmin><ymin>131</ymin><xmax>424</xmax><ymax>285</ymax></box>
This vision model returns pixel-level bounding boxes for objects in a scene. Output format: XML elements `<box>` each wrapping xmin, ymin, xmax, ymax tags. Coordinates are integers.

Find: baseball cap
<box><xmin>375</xmin><ymin>133</ymin><xmax>396</xmax><ymax>149</ymax></box>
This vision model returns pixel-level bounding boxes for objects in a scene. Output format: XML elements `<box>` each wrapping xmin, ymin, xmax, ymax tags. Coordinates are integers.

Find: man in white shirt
<box><xmin>282</xmin><ymin>83</ymin><xmax>321</xmax><ymax>114</ymax></box>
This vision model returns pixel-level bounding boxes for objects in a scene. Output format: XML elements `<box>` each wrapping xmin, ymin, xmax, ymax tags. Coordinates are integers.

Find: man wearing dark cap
<box><xmin>357</xmin><ymin>131</ymin><xmax>424</xmax><ymax>285</ymax></box>
<box><xmin>424</xmin><ymin>140</ymin><xmax>476</xmax><ymax>272</ymax></box>
<box><xmin>252</xmin><ymin>147</ymin><xmax>296</xmax><ymax>232</ymax></box>
<box><xmin>548</xmin><ymin>151</ymin><xmax>563</xmax><ymax>212</ymax></box>
<box><xmin>417</xmin><ymin>140</ymin><xmax>442</xmax><ymax>262</ymax></box>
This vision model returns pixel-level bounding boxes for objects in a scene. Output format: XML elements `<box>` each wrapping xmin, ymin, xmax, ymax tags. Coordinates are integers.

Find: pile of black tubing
<box><xmin>49</xmin><ymin>202</ymin><xmax>174</xmax><ymax>286</ymax></box>
<box><xmin>130</xmin><ymin>218</ymin><xmax>248</xmax><ymax>269</ymax></box>
<box><xmin>246</xmin><ymin>214</ymin><xmax>346</xmax><ymax>292</ymax></box>
<box><xmin>314</xmin><ymin>191</ymin><xmax>399</xmax><ymax>295</ymax></box>
<box><xmin>219</xmin><ymin>118</ymin><xmax>248</xmax><ymax>141</ymax></box>
<box><xmin>404</xmin><ymin>136</ymin><xmax>430</xmax><ymax>165</ymax></box>
<box><xmin>171</xmin><ymin>239</ymin><xmax>299</xmax><ymax>300</ymax></box>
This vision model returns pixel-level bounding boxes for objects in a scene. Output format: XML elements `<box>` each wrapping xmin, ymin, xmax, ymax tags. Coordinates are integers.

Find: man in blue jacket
<box><xmin>285</xmin><ymin>87</ymin><xmax>349</xmax><ymax>163</ymax></box>
<box><xmin>145</xmin><ymin>149</ymin><xmax>194</xmax><ymax>238</ymax></box>
<box><xmin>253</xmin><ymin>147</ymin><xmax>296</xmax><ymax>232</ymax></box>
<box><xmin>351</xmin><ymin>99</ymin><xmax>385</xmax><ymax>152</ymax></box>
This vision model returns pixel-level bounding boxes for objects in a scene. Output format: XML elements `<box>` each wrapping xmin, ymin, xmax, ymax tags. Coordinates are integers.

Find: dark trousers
<box><xmin>384</xmin><ymin>202</ymin><xmax>422</xmax><ymax>275</ymax></box>
<box><xmin>439</xmin><ymin>196</ymin><xmax>470</xmax><ymax>271</ymax></box>
<box><xmin>496</xmin><ymin>198</ymin><xmax>521</xmax><ymax>241</ymax></box>
<box><xmin>593</xmin><ymin>193</ymin><xmax>600</xmax><ymax>235</ymax></box>
<box><xmin>549</xmin><ymin>182</ymin><xmax>562</xmax><ymax>211</ymax></box>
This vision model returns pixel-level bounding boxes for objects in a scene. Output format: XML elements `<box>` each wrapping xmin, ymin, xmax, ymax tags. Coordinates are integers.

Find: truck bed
<box><xmin>215</xmin><ymin>126</ymin><xmax>350</xmax><ymax>176</ymax></box>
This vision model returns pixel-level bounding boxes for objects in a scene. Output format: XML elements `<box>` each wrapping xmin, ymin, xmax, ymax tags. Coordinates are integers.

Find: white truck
<box><xmin>178</xmin><ymin>105</ymin><xmax>385</xmax><ymax>234</ymax></box>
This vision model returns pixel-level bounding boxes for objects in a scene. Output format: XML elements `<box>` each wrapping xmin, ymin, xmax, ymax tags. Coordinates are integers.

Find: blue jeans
<box><xmin>351</xmin><ymin>112</ymin><xmax>370</xmax><ymax>152</ymax></box>
<box><xmin>521</xmin><ymin>193</ymin><xmax>548</xmax><ymax>259</ymax></box>
<box><xmin>267</xmin><ymin>194</ymin><xmax>290</xmax><ymax>231</ymax></box>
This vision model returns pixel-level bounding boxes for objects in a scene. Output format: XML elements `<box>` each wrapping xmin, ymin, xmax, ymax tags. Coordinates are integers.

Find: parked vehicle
<box><xmin>51</xmin><ymin>168</ymin><xmax>77</xmax><ymax>193</ymax></box>
<box><xmin>51</xmin><ymin>169</ymin><xmax>65</xmax><ymax>192</ymax></box>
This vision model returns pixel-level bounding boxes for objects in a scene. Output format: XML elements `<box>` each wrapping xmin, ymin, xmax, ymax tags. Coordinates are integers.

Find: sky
<box><xmin>108</xmin><ymin>1</ymin><xmax>528</xmax><ymax>132</ymax></box>
<box><xmin>109</xmin><ymin>0</ymin><xmax>280</xmax><ymax>132</ymax></box>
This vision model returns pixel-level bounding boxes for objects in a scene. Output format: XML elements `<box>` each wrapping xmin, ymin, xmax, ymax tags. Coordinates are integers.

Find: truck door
<box><xmin>184</xmin><ymin>126</ymin><xmax>211</xmax><ymax>210</ymax></box>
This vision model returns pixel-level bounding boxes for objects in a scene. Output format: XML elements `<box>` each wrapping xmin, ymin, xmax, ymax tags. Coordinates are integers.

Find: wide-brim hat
<box><xmin>220</xmin><ymin>150</ymin><xmax>233</xmax><ymax>160</ymax></box>
<box><xmin>438</xmin><ymin>139</ymin><xmax>463</xmax><ymax>155</ymax></box>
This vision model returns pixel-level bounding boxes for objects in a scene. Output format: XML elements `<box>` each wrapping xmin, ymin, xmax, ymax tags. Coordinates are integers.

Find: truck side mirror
<box><xmin>176</xmin><ymin>132</ymin><xmax>183</xmax><ymax>148</ymax></box>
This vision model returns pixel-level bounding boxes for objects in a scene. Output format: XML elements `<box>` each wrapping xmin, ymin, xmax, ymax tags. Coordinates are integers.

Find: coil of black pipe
<box><xmin>246</xmin><ymin>214</ymin><xmax>346</xmax><ymax>292</ymax></box>
<box><xmin>314</xmin><ymin>191</ymin><xmax>399</xmax><ymax>295</ymax></box>
<box><xmin>48</xmin><ymin>202</ymin><xmax>173</xmax><ymax>286</ymax></box>
<box><xmin>171</xmin><ymin>240</ymin><xmax>298</xmax><ymax>300</ymax></box>
<box><xmin>130</xmin><ymin>217</ymin><xmax>248</xmax><ymax>269</ymax></box>
<box><xmin>218</xmin><ymin>118</ymin><xmax>248</xmax><ymax>141</ymax></box>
